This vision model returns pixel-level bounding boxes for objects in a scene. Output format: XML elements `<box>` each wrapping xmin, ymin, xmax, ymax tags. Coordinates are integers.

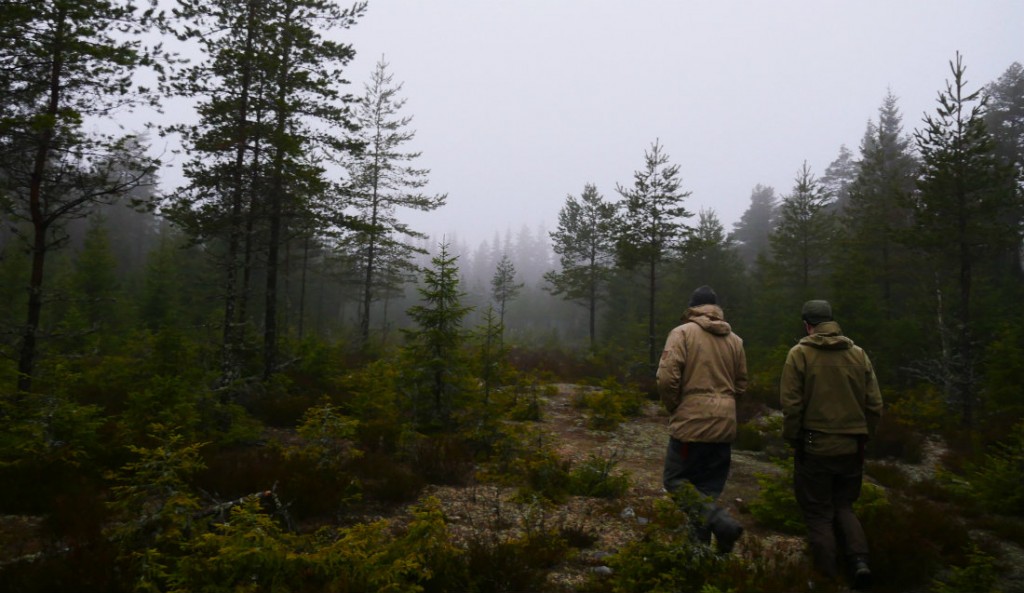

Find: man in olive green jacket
<box><xmin>657</xmin><ymin>285</ymin><xmax>747</xmax><ymax>553</ymax></box>
<box><xmin>781</xmin><ymin>300</ymin><xmax>883</xmax><ymax>589</ymax></box>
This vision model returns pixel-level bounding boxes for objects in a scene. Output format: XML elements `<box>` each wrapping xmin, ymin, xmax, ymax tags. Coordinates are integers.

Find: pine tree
<box><xmin>910</xmin><ymin>53</ymin><xmax>1021</xmax><ymax>426</ymax></box>
<box><xmin>0</xmin><ymin>0</ymin><xmax>161</xmax><ymax>392</ymax></box>
<box><xmin>615</xmin><ymin>140</ymin><xmax>694</xmax><ymax>369</ymax></box>
<box><xmin>346</xmin><ymin>56</ymin><xmax>446</xmax><ymax>349</ymax></box>
<box><xmin>165</xmin><ymin>0</ymin><xmax>367</xmax><ymax>380</ymax></box>
<box><xmin>544</xmin><ymin>183</ymin><xmax>617</xmax><ymax>351</ymax></box>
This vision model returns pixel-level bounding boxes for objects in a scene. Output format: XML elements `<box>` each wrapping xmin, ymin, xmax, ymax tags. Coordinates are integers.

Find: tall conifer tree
<box><xmin>615</xmin><ymin>140</ymin><xmax>693</xmax><ymax>369</ymax></box>
<box><xmin>544</xmin><ymin>183</ymin><xmax>617</xmax><ymax>350</ymax></box>
<box><xmin>835</xmin><ymin>92</ymin><xmax>919</xmax><ymax>344</ymax></box>
<box><xmin>166</xmin><ymin>0</ymin><xmax>366</xmax><ymax>380</ymax></box>
<box><xmin>401</xmin><ymin>242</ymin><xmax>473</xmax><ymax>432</ymax></box>
<box><xmin>769</xmin><ymin>162</ymin><xmax>835</xmax><ymax>299</ymax></box>
<box><xmin>911</xmin><ymin>53</ymin><xmax>1021</xmax><ymax>426</ymax></box>
<box><xmin>0</xmin><ymin>0</ymin><xmax>160</xmax><ymax>392</ymax></box>
<box><xmin>345</xmin><ymin>57</ymin><xmax>446</xmax><ymax>349</ymax></box>
<box><xmin>729</xmin><ymin>184</ymin><xmax>777</xmax><ymax>268</ymax></box>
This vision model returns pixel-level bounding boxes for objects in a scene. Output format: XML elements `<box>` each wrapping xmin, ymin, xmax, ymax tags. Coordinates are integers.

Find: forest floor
<box><xmin>3</xmin><ymin>384</ymin><xmax>1023</xmax><ymax>592</ymax></box>
<box><xmin>407</xmin><ymin>384</ymin><xmax>805</xmax><ymax>591</ymax></box>
<box><xmin>399</xmin><ymin>384</ymin><xmax>1024</xmax><ymax>593</ymax></box>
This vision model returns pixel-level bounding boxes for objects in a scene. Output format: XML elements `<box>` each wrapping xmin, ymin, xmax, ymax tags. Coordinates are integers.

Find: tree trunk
<box><xmin>17</xmin><ymin>8</ymin><xmax>66</xmax><ymax>393</ymax></box>
<box><xmin>648</xmin><ymin>256</ymin><xmax>657</xmax><ymax>370</ymax></box>
<box><xmin>359</xmin><ymin>199</ymin><xmax>379</xmax><ymax>349</ymax></box>
<box><xmin>220</xmin><ymin>0</ymin><xmax>258</xmax><ymax>385</ymax></box>
<box><xmin>298</xmin><ymin>235</ymin><xmax>309</xmax><ymax>340</ymax></box>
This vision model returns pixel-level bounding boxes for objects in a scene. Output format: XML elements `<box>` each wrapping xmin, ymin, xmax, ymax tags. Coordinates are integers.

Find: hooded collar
<box><xmin>685</xmin><ymin>304</ymin><xmax>733</xmax><ymax>336</ymax></box>
<box><xmin>799</xmin><ymin>320</ymin><xmax>854</xmax><ymax>350</ymax></box>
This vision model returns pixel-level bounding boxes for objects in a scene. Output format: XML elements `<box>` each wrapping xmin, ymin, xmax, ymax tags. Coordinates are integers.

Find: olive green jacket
<box><xmin>656</xmin><ymin>304</ymin><xmax>748</xmax><ymax>443</ymax></box>
<box><xmin>780</xmin><ymin>321</ymin><xmax>883</xmax><ymax>454</ymax></box>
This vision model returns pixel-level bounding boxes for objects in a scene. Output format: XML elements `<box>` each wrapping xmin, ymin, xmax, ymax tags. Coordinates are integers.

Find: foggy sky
<box><xmin>336</xmin><ymin>0</ymin><xmax>1023</xmax><ymax>248</ymax></box>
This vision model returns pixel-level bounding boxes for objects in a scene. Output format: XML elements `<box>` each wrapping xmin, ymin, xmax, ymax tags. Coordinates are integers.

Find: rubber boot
<box><xmin>850</xmin><ymin>555</ymin><xmax>872</xmax><ymax>590</ymax></box>
<box><xmin>701</xmin><ymin>504</ymin><xmax>744</xmax><ymax>554</ymax></box>
<box><xmin>711</xmin><ymin>510</ymin><xmax>743</xmax><ymax>554</ymax></box>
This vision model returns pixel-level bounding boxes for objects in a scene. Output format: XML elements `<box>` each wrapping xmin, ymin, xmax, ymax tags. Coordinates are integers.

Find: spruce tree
<box><xmin>821</xmin><ymin>144</ymin><xmax>858</xmax><ymax>213</ymax></box>
<box><xmin>544</xmin><ymin>183</ymin><xmax>617</xmax><ymax>351</ymax></box>
<box><xmin>490</xmin><ymin>254</ymin><xmax>523</xmax><ymax>348</ymax></box>
<box><xmin>769</xmin><ymin>162</ymin><xmax>835</xmax><ymax>300</ymax></box>
<box><xmin>401</xmin><ymin>242</ymin><xmax>474</xmax><ymax>432</ymax></box>
<box><xmin>729</xmin><ymin>184</ymin><xmax>777</xmax><ymax>268</ymax></box>
<box><xmin>673</xmin><ymin>209</ymin><xmax>746</xmax><ymax>320</ymax></box>
<box><xmin>834</xmin><ymin>91</ymin><xmax>920</xmax><ymax>372</ymax></box>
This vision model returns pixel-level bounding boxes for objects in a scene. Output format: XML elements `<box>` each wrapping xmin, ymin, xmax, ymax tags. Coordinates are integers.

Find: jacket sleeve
<box><xmin>734</xmin><ymin>339</ymin><xmax>749</xmax><ymax>396</ymax></box>
<box><xmin>656</xmin><ymin>328</ymin><xmax>685</xmax><ymax>413</ymax></box>
<box><xmin>779</xmin><ymin>347</ymin><xmax>804</xmax><ymax>442</ymax></box>
<box><xmin>863</xmin><ymin>352</ymin><xmax>883</xmax><ymax>439</ymax></box>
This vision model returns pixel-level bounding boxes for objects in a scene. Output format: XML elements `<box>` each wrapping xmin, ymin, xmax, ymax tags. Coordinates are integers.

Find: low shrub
<box><xmin>931</xmin><ymin>543</ymin><xmax>1005</xmax><ymax>593</ymax></box>
<box><xmin>959</xmin><ymin>420</ymin><xmax>1024</xmax><ymax>515</ymax></box>
<box><xmin>860</xmin><ymin>492</ymin><xmax>971</xmax><ymax>592</ymax></box>
<box><xmin>515</xmin><ymin>450</ymin><xmax>573</xmax><ymax>503</ymax></box>
<box><xmin>748</xmin><ymin>458</ymin><xmax>803</xmax><ymax>535</ymax></box>
<box><xmin>462</xmin><ymin>504</ymin><xmax>572</xmax><ymax>593</ymax></box>
<box><xmin>571</xmin><ymin>378</ymin><xmax>647</xmax><ymax>431</ymax></box>
<box><xmin>592</xmin><ymin>493</ymin><xmax>816</xmax><ymax>593</ymax></box>
<box><xmin>567</xmin><ymin>453</ymin><xmax>631</xmax><ymax>499</ymax></box>
<box><xmin>864</xmin><ymin>460</ymin><xmax>911</xmax><ymax>489</ymax></box>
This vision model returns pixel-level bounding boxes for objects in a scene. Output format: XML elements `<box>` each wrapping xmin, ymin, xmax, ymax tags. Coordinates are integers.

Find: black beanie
<box><xmin>688</xmin><ymin>285</ymin><xmax>717</xmax><ymax>307</ymax></box>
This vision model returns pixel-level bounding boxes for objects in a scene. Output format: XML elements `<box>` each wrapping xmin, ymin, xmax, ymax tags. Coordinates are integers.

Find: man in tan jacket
<box><xmin>656</xmin><ymin>285</ymin><xmax>748</xmax><ymax>553</ymax></box>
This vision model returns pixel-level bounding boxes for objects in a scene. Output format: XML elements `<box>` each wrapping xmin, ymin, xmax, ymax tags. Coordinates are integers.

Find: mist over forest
<box><xmin>2</xmin><ymin>2</ymin><xmax>1024</xmax><ymax>592</ymax></box>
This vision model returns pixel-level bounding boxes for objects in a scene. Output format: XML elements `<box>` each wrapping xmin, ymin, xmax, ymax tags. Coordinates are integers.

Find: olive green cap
<box><xmin>801</xmin><ymin>300</ymin><xmax>833</xmax><ymax>325</ymax></box>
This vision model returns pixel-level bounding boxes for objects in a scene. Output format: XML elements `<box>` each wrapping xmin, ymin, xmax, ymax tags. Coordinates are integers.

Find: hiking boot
<box><xmin>851</xmin><ymin>558</ymin><xmax>872</xmax><ymax>590</ymax></box>
<box><xmin>703</xmin><ymin>504</ymin><xmax>744</xmax><ymax>554</ymax></box>
<box><xmin>713</xmin><ymin>517</ymin><xmax>743</xmax><ymax>554</ymax></box>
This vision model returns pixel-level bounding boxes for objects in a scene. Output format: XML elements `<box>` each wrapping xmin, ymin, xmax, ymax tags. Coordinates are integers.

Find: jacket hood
<box><xmin>798</xmin><ymin>320</ymin><xmax>854</xmax><ymax>350</ymax></box>
<box><xmin>684</xmin><ymin>304</ymin><xmax>733</xmax><ymax>336</ymax></box>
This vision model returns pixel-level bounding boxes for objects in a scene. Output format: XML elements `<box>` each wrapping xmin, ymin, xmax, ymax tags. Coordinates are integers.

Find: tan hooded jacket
<box><xmin>656</xmin><ymin>304</ymin><xmax>748</xmax><ymax>443</ymax></box>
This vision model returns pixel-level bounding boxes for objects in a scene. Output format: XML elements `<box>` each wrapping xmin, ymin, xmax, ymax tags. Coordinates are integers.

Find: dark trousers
<box><xmin>663</xmin><ymin>438</ymin><xmax>740</xmax><ymax>546</ymax></box>
<box><xmin>794</xmin><ymin>452</ymin><xmax>869</xmax><ymax>579</ymax></box>
<box><xmin>663</xmin><ymin>438</ymin><xmax>732</xmax><ymax>498</ymax></box>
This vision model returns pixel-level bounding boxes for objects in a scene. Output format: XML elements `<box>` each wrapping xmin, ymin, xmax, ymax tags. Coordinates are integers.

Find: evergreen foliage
<box><xmin>768</xmin><ymin>161</ymin><xmax>835</xmax><ymax>300</ymax></box>
<box><xmin>4</xmin><ymin>30</ymin><xmax>1024</xmax><ymax>591</ymax></box>
<box><xmin>490</xmin><ymin>254</ymin><xmax>523</xmax><ymax>348</ymax></box>
<box><xmin>615</xmin><ymin>140</ymin><xmax>694</xmax><ymax>369</ymax></box>
<box><xmin>400</xmin><ymin>242</ymin><xmax>475</xmax><ymax>432</ymax></box>
<box><xmin>910</xmin><ymin>52</ymin><xmax>1022</xmax><ymax>426</ymax></box>
<box><xmin>0</xmin><ymin>0</ymin><xmax>162</xmax><ymax>392</ymax></box>
<box><xmin>545</xmin><ymin>183</ymin><xmax>618</xmax><ymax>350</ymax></box>
<box><xmin>345</xmin><ymin>56</ymin><xmax>447</xmax><ymax>349</ymax></box>
<box><xmin>729</xmin><ymin>184</ymin><xmax>778</xmax><ymax>268</ymax></box>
